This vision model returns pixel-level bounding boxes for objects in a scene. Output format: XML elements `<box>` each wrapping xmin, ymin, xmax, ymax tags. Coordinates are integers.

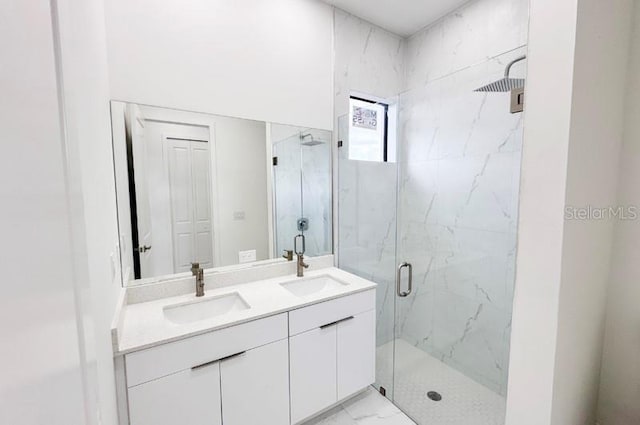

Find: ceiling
<box><xmin>322</xmin><ymin>0</ymin><xmax>472</xmax><ymax>37</ymax></box>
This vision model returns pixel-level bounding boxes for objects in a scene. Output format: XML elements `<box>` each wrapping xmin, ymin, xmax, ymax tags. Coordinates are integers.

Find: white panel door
<box><xmin>129</xmin><ymin>104</ymin><xmax>154</xmax><ymax>277</ymax></box>
<box><xmin>220</xmin><ymin>339</ymin><xmax>290</xmax><ymax>425</ymax></box>
<box><xmin>167</xmin><ymin>138</ymin><xmax>213</xmax><ymax>272</ymax></box>
<box><xmin>289</xmin><ymin>326</ymin><xmax>337</xmax><ymax>424</ymax></box>
<box><xmin>337</xmin><ymin>309</ymin><xmax>376</xmax><ymax>400</ymax></box>
<box><xmin>128</xmin><ymin>363</ymin><xmax>222</xmax><ymax>425</ymax></box>
<box><xmin>191</xmin><ymin>143</ymin><xmax>213</xmax><ymax>269</ymax></box>
<box><xmin>167</xmin><ymin>139</ymin><xmax>194</xmax><ymax>272</ymax></box>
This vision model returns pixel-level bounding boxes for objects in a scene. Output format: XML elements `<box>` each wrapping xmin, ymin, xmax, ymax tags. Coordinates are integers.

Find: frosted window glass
<box><xmin>348</xmin><ymin>98</ymin><xmax>386</xmax><ymax>162</ymax></box>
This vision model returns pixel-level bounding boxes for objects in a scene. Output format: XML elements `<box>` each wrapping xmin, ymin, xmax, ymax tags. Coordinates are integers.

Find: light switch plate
<box><xmin>238</xmin><ymin>249</ymin><xmax>257</xmax><ymax>264</ymax></box>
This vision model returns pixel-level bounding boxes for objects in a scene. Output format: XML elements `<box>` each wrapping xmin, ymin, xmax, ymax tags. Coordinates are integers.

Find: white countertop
<box><xmin>114</xmin><ymin>267</ymin><xmax>376</xmax><ymax>355</ymax></box>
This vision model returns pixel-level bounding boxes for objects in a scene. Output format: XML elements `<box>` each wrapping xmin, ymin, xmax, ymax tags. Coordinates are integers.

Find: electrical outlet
<box><xmin>238</xmin><ymin>249</ymin><xmax>256</xmax><ymax>264</ymax></box>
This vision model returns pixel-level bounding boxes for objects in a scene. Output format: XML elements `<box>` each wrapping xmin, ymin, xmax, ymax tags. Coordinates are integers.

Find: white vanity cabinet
<box><xmin>120</xmin><ymin>287</ymin><xmax>376</xmax><ymax>425</ymax></box>
<box><xmin>220</xmin><ymin>338</ymin><xmax>290</xmax><ymax>425</ymax></box>
<box><xmin>124</xmin><ymin>313</ymin><xmax>289</xmax><ymax>425</ymax></box>
<box><xmin>289</xmin><ymin>290</ymin><xmax>376</xmax><ymax>424</ymax></box>
<box><xmin>128</xmin><ymin>362</ymin><xmax>222</xmax><ymax>425</ymax></box>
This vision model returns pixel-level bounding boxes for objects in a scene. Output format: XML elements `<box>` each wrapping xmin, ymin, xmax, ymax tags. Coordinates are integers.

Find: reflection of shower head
<box><xmin>475</xmin><ymin>55</ymin><xmax>527</xmax><ymax>92</ymax></box>
<box><xmin>300</xmin><ymin>132</ymin><xmax>325</xmax><ymax>146</ymax></box>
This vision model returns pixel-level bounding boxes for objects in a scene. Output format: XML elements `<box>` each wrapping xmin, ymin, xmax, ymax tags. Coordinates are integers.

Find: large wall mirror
<box><xmin>110</xmin><ymin>102</ymin><xmax>332</xmax><ymax>285</ymax></box>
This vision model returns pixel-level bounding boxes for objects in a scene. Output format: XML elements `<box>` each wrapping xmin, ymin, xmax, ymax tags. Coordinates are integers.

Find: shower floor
<box><xmin>377</xmin><ymin>339</ymin><xmax>506</xmax><ymax>425</ymax></box>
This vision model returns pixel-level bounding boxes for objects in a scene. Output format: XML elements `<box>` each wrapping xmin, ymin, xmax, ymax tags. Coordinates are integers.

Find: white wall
<box><xmin>507</xmin><ymin>0</ymin><xmax>633</xmax><ymax>424</ymax></box>
<box><xmin>55</xmin><ymin>0</ymin><xmax>123</xmax><ymax>423</ymax></box>
<box><xmin>103</xmin><ymin>0</ymin><xmax>334</xmax><ymax>130</ymax></box>
<box><xmin>505</xmin><ymin>0</ymin><xmax>579</xmax><ymax>423</ymax></box>
<box><xmin>551</xmin><ymin>1</ymin><xmax>633</xmax><ymax>423</ymax></box>
<box><xmin>597</xmin><ymin>3</ymin><xmax>640</xmax><ymax>424</ymax></box>
<box><xmin>0</xmin><ymin>1</ymin><xmax>117</xmax><ymax>424</ymax></box>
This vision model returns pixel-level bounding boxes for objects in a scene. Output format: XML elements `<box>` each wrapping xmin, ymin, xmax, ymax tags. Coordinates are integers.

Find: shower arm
<box><xmin>504</xmin><ymin>55</ymin><xmax>527</xmax><ymax>78</ymax></box>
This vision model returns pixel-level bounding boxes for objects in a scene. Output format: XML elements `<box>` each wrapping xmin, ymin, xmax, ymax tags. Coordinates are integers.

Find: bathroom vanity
<box><xmin>107</xmin><ymin>99</ymin><xmax>369</xmax><ymax>425</ymax></box>
<box><xmin>112</xmin><ymin>261</ymin><xmax>376</xmax><ymax>425</ymax></box>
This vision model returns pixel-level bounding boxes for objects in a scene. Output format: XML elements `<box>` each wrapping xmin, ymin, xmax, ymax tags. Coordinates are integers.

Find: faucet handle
<box><xmin>191</xmin><ymin>262</ymin><xmax>200</xmax><ymax>275</ymax></box>
<box><xmin>294</xmin><ymin>234</ymin><xmax>306</xmax><ymax>255</ymax></box>
<box><xmin>282</xmin><ymin>250</ymin><xmax>293</xmax><ymax>261</ymax></box>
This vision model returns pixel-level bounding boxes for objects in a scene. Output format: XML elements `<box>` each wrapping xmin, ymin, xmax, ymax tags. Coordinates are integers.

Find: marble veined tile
<box><xmin>334</xmin><ymin>9</ymin><xmax>404</xmax><ymax>118</ymax></box>
<box><xmin>399</xmin><ymin>48</ymin><xmax>527</xmax><ymax>164</ymax></box>
<box><xmin>302</xmin><ymin>387</ymin><xmax>416</xmax><ymax>425</ymax></box>
<box><xmin>404</xmin><ymin>0</ymin><xmax>529</xmax><ymax>91</ymax></box>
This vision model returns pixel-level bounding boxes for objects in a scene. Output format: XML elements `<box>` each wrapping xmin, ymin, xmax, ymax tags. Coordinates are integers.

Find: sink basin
<box><xmin>280</xmin><ymin>275</ymin><xmax>349</xmax><ymax>297</ymax></box>
<box><xmin>163</xmin><ymin>292</ymin><xmax>250</xmax><ymax>324</ymax></box>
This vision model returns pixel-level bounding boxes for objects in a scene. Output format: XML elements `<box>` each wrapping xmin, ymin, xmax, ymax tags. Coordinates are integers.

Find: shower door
<box><xmin>337</xmin><ymin>49</ymin><xmax>525</xmax><ymax>425</ymax></box>
<box><xmin>337</xmin><ymin>113</ymin><xmax>399</xmax><ymax>399</ymax></box>
<box><xmin>390</xmin><ymin>50</ymin><xmax>524</xmax><ymax>424</ymax></box>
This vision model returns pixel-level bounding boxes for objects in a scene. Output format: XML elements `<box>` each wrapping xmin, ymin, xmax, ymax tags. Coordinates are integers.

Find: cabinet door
<box><xmin>220</xmin><ymin>339</ymin><xmax>290</xmax><ymax>425</ymax></box>
<box><xmin>337</xmin><ymin>309</ymin><xmax>376</xmax><ymax>400</ymax></box>
<box><xmin>289</xmin><ymin>326</ymin><xmax>337</xmax><ymax>424</ymax></box>
<box><xmin>128</xmin><ymin>363</ymin><xmax>222</xmax><ymax>425</ymax></box>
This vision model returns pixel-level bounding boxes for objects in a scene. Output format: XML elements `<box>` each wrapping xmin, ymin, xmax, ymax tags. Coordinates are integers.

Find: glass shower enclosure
<box><xmin>272</xmin><ymin>124</ymin><xmax>333</xmax><ymax>258</ymax></box>
<box><xmin>338</xmin><ymin>48</ymin><xmax>526</xmax><ymax>425</ymax></box>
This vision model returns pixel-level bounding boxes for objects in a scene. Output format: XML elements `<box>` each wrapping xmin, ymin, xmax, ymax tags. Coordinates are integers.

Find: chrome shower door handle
<box><xmin>396</xmin><ymin>262</ymin><xmax>413</xmax><ymax>297</ymax></box>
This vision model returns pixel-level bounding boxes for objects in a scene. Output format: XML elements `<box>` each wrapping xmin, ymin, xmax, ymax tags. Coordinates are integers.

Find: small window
<box><xmin>348</xmin><ymin>96</ymin><xmax>389</xmax><ymax>162</ymax></box>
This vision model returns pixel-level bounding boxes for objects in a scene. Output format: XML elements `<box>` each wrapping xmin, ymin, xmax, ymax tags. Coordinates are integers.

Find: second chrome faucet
<box><xmin>191</xmin><ymin>262</ymin><xmax>205</xmax><ymax>297</ymax></box>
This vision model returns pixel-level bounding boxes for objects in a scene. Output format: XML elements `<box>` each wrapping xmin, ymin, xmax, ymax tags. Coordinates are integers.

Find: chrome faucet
<box><xmin>192</xmin><ymin>262</ymin><xmax>205</xmax><ymax>297</ymax></box>
<box><xmin>294</xmin><ymin>234</ymin><xmax>309</xmax><ymax>277</ymax></box>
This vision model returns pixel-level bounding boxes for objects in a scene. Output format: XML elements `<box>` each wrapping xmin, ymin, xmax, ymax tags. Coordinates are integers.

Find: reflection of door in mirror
<box><xmin>127</xmin><ymin>104</ymin><xmax>153</xmax><ymax>279</ymax></box>
<box><xmin>112</xmin><ymin>102</ymin><xmax>331</xmax><ymax>285</ymax></box>
<box><xmin>166</xmin><ymin>137</ymin><xmax>213</xmax><ymax>273</ymax></box>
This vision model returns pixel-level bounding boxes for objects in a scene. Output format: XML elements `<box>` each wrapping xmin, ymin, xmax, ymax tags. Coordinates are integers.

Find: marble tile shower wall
<box><xmin>396</xmin><ymin>0</ymin><xmax>529</xmax><ymax>395</ymax></box>
<box><xmin>403</xmin><ymin>0</ymin><xmax>530</xmax><ymax>92</ymax></box>
<box><xmin>335</xmin><ymin>0</ymin><xmax>528</xmax><ymax>397</ymax></box>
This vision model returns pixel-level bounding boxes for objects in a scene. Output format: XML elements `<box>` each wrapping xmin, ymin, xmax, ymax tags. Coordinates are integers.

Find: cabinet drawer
<box><xmin>128</xmin><ymin>363</ymin><xmax>222</xmax><ymax>425</ymax></box>
<box><xmin>126</xmin><ymin>313</ymin><xmax>287</xmax><ymax>387</ymax></box>
<box><xmin>288</xmin><ymin>289</ymin><xmax>375</xmax><ymax>336</ymax></box>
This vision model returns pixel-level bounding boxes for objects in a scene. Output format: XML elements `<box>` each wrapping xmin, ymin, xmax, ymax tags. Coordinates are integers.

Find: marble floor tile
<box><xmin>302</xmin><ymin>387</ymin><xmax>416</xmax><ymax>425</ymax></box>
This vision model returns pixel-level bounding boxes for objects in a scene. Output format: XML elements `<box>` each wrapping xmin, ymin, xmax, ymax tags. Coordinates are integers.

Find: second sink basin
<box><xmin>280</xmin><ymin>275</ymin><xmax>349</xmax><ymax>297</ymax></box>
<box><xmin>163</xmin><ymin>292</ymin><xmax>250</xmax><ymax>325</ymax></box>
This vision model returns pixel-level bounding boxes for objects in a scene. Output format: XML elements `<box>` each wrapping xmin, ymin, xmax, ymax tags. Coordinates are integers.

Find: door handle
<box><xmin>136</xmin><ymin>245</ymin><xmax>152</xmax><ymax>253</ymax></box>
<box><xmin>396</xmin><ymin>262</ymin><xmax>412</xmax><ymax>297</ymax></box>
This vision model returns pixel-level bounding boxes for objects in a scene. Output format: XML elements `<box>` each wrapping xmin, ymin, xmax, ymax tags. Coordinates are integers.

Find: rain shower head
<box><xmin>475</xmin><ymin>55</ymin><xmax>527</xmax><ymax>93</ymax></box>
<box><xmin>300</xmin><ymin>133</ymin><xmax>325</xmax><ymax>146</ymax></box>
<box><xmin>475</xmin><ymin>77</ymin><xmax>525</xmax><ymax>93</ymax></box>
